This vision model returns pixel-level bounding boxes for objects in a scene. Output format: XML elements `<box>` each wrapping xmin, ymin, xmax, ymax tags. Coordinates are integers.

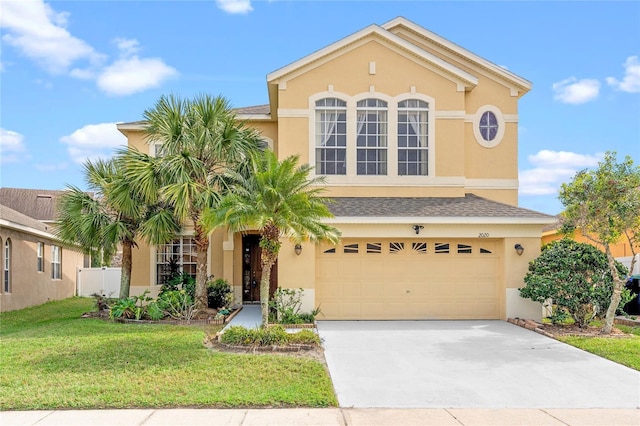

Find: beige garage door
<box><xmin>316</xmin><ymin>239</ymin><xmax>501</xmax><ymax>320</ymax></box>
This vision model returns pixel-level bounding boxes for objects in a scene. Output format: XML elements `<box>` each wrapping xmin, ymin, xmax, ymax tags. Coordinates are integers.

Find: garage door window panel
<box><xmin>435</xmin><ymin>243</ymin><xmax>450</xmax><ymax>254</ymax></box>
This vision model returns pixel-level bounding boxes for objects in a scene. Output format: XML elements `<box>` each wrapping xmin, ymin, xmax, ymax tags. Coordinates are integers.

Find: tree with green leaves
<box><xmin>127</xmin><ymin>94</ymin><xmax>262</xmax><ymax>309</ymax></box>
<box><xmin>202</xmin><ymin>150</ymin><xmax>341</xmax><ymax>326</ymax></box>
<box><xmin>559</xmin><ymin>151</ymin><xmax>640</xmax><ymax>333</ymax></box>
<box><xmin>55</xmin><ymin>154</ymin><xmax>180</xmax><ymax>299</ymax></box>
<box><xmin>519</xmin><ymin>239</ymin><xmax>626</xmax><ymax>328</ymax></box>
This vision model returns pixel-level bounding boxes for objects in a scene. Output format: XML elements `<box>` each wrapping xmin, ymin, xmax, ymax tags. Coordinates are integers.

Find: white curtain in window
<box><xmin>407</xmin><ymin>111</ymin><xmax>422</xmax><ymax>145</ymax></box>
<box><xmin>320</xmin><ymin>112</ymin><xmax>337</xmax><ymax>147</ymax></box>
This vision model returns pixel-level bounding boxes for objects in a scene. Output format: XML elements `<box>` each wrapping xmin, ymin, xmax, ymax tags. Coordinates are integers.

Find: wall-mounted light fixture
<box><xmin>514</xmin><ymin>243</ymin><xmax>524</xmax><ymax>256</ymax></box>
<box><xmin>412</xmin><ymin>225</ymin><xmax>424</xmax><ymax>235</ymax></box>
<box><xmin>294</xmin><ymin>244</ymin><xmax>302</xmax><ymax>256</ymax></box>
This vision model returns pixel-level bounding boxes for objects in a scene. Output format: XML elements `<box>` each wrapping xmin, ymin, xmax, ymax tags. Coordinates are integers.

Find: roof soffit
<box><xmin>382</xmin><ymin>17</ymin><xmax>532</xmax><ymax>94</ymax></box>
<box><xmin>267</xmin><ymin>24</ymin><xmax>478</xmax><ymax>90</ymax></box>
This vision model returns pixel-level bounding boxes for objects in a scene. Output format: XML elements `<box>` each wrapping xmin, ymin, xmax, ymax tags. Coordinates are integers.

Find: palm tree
<box><xmin>135</xmin><ymin>94</ymin><xmax>262</xmax><ymax>309</ymax></box>
<box><xmin>202</xmin><ymin>150</ymin><xmax>341</xmax><ymax>326</ymax></box>
<box><xmin>55</xmin><ymin>154</ymin><xmax>180</xmax><ymax>299</ymax></box>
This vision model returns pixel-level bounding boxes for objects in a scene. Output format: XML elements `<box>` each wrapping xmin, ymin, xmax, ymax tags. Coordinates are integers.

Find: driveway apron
<box><xmin>317</xmin><ymin>320</ymin><xmax>640</xmax><ymax>408</ymax></box>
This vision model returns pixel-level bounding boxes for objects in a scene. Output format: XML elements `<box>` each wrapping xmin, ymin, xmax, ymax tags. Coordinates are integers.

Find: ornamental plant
<box><xmin>519</xmin><ymin>239</ymin><xmax>627</xmax><ymax>328</ymax></box>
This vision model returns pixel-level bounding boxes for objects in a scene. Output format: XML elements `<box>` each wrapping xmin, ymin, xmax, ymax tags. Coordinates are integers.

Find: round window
<box><xmin>473</xmin><ymin>106</ymin><xmax>505</xmax><ymax>148</ymax></box>
<box><xmin>479</xmin><ymin>111</ymin><xmax>498</xmax><ymax>142</ymax></box>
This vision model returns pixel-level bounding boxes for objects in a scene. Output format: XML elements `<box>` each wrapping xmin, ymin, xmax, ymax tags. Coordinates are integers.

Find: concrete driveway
<box><xmin>317</xmin><ymin>320</ymin><xmax>640</xmax><ymax>408</ymax></box>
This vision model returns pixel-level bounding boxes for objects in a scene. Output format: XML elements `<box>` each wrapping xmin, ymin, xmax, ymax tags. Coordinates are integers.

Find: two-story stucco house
<box><xmin>118</xmin><ymin>17</ymin><xmax>554</xmax><ymax>321</ymax></box>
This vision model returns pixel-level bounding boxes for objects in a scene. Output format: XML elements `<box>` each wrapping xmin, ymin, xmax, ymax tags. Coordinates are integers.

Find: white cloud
<box><xmin>0</xmin><ymin>0</ymin><xmax>104</xmax><ymax>74</ymax></box>
<box><xmin>97</xmin><ymin>56</ymin><xmax>178</xmax><ymax>96</ymax></box>
<box><xmin>606</xmin><ymin>56</ymin><xmax>640</xmax><ymax>93</ymax></box>
<box><xmin>519</xmin><ymin>150</ymin><xmax>603</xmax><ymax>195</ymax></box>
<box><xmin>0</xmin><ymin>128</ymin><xmax>28</xmax><ymax>164</ymax></box>
<box><xmin>552</xmin><ymin>77</ymin><xmax>601</xmax><ymax>104</ymax></box>
<box><xmin>216</xmin><ymin>0</ymin><xmax>253</xmax><ymax>14</ymax></box>
<box><xmin>60</xmin><ymin>123</ymin><xmax>126</xmax><ymax>164</ymax></box>
<box><xmin>1</xmin><ymin>1</ymin><xmax>177</xmax><ymax>96</ymax></box>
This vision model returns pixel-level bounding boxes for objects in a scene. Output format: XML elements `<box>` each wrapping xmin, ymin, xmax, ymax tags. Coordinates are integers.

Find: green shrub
<box><xmin>109</xmin><ymin>298</ymin><xmax>137</xmax><ymax>319</ymax></box>
<box><xmin>157</xmin><ymin>290</ymin><xmax>197</xmax><ymax>320</ymax></box>
<box><xmin>287</xmin><ymin>329</ymin><xmax>320</xmax><ymax>345</ymax></box>
<box><xmin>207</xmin><ymin>278</ymin><xmax>233</xmax><ymax>309</ymax></box>
<box><xmin>520</xmin><ymin>239</ymin><xmax>628</xmax><ymax>327</ymax></box>
<box><xmin>146</xmin><ymin>301</ymin><xmax>164</xmax><ymax>321</ymax></box>
<box><xmin>220</xmin><ymin>325</ymin><xmax>311</xmax><ymax>347</ymax></box>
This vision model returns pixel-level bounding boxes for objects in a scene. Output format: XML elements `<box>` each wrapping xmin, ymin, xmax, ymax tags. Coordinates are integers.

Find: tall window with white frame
<box><xmin>397</xmin><ymin>99</ymin><xmax>429</xmax><ymax>176</ymax></box>
<box><xmin>37</xmin><ymin>241</ymin><xmax>44</xmax><ymax>272</ymax></box>
<box><xmin>156</xmin><ymin>237</ymin><xmax>197</xmax><ymax>286</ymax></box>
<box><xmin>4</xmin><ymin>239</ymin><xmax>11</xmax><ymax>293</ymax></box>
<box><xmin>356</xmin><ymin>99</ymin><xmax>387</xmax><ymax>175</ymax></box>
<box><xmin>315</xmin><ymin>98</ymin><xmax>347</xmax><ymax>175</ymax></box>
<box><xmin>51</xmin><ymin>245</ymin><xmax>61</xmax><ymax>280</ymax></box>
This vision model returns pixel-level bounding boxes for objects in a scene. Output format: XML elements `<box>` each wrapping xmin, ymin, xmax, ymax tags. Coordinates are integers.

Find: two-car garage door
<box><xmin>315</xmin><ymin>239</ymin><xmax>501</xmax><ymax>320</ymax></box>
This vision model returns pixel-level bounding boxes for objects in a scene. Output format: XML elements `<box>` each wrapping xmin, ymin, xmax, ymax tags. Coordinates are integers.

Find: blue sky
<box><xmin>1</xmin><ymin>0</ymin><xmax>638</xmax><ymax>215</ymax></box>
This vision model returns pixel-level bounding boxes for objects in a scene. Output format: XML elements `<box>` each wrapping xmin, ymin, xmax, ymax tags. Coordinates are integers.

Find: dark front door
<box><xmin>242</xmin><ymin>235</ymin><xmax>278</xmax><ymax>303</ymax></box>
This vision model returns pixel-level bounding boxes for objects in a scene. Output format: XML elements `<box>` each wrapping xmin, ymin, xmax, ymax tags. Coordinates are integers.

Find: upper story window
<box><xmin>479</xmin><ymin>111</ymin><xmax>498</xmax><ymax>142</ymax></box>
<box><xmin>473</xmin><ymin>105</ymin><xmax>505</xmax><ymax>148</ymax></box>
<box><xmin>398</xmin><ymin>99</ymin><xmax>429</xmax><ymax>176</ymax></box>
<box><xmin>356</xmin><ymin>99</ymin><xmax>387</xmax><ymax>175</ymax></box>
<box><xmin>315</xmin><ymin>98</ymin><xmax>347</xmax><ymax>175</ymax></box>
<box><xmin>37</xmin><ymin>241</ymin><xmax>44</xmax><ymax>272</ymax></box>
<box><xmin>4</xmin><ymin>239</ymin><xmax>11</xmax><ymax>293</ymax></box>
<box><xmin>51</xmin><ymin>245</ymin><xmax>61</xmax><ymax>280</ymax></box>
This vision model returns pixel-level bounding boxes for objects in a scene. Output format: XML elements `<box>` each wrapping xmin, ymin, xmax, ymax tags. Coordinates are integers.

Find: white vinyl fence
<box><xmin>618</xmin><ymin>254</ymin><xmax>640</xmax><ymax>275</ymax></box>
<box><xmin>77</xmin><ymin>267</ymin><xmax>121</xmax><ymax>297</ymax></box>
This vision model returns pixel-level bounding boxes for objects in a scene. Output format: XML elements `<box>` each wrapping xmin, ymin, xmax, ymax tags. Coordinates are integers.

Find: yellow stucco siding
<box><xmin>279</xmin><ymin>39</ymin><xmax>464</xmax><ymax>110</ymax></box>
<box><xmin>542</xmin><ymin>229</ymin><xmax>635</xmax><ymax>258</ymax></box>
<box><xmin>464</xmin><ymin>121</ymin><xmax>518</xmax><ymax>180</ymax></box>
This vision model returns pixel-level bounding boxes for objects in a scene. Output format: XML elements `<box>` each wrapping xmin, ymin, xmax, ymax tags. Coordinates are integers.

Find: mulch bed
<box><xmin>81</xmin><ymin>307</ymin><xmax>240</xmax><ymax>326</ymax></box>
<box><xmin>508</xmin><ymin>317</ymin><xmax>633</xmax><ymax>338</ymax></box>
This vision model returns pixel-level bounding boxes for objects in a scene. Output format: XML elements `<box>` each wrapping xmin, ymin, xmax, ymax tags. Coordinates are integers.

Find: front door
<box><xmin>242</xmin><ymin>235</ymin><xmax>278</xmax><ymax>303</ymax></box>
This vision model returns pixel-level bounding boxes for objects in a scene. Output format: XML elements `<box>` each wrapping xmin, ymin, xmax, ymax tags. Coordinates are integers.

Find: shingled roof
<box><xmin>0</xmin><ymin>204</ymin><xmax>51</xmax><ymax>234</ymax></box>
<box><xmin>0</xmin><ymin>188</ymin><xmax>66</xmax><ymax>222</ymax></box>
<box><xmin>234</xmin><ymin>104</ymin><xmax>270</xmax><ymax>115</ymax></box>
<box><xmin>327</xmin><ymin>194</ymin><xmax>553</xmax><ymax>220</ymax></box>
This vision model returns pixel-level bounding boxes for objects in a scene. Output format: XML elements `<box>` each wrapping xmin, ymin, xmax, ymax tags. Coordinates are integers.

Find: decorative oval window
<box><xmin>479</xmin><ymin>111</ymin><xmax>498</xmax><ymax>142</ymax></box>
<box><xmin>473</xmin><ymin>106</ymin><xmax>505</xmax><ymax>148</ymax></box>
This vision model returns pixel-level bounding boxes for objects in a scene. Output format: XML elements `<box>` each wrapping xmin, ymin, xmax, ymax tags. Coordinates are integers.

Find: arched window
<box><xmin>356</xmin><ymin>99</ymin><xmax>387</xmax><ymax>175</ymax></box>
<box><xmin>315</xmin><ymin>98</ymin><xmax>347</xmax><ymax>175</ymax></box>
<box><xmin>398</xmin><ymin>99</ymin><xmax>429</xmax><ymax>176</ymax></box>
<box><xmin>4</xmin><ymin>239</ymin><xmax>11</xmax><ymax>293</ymax></box>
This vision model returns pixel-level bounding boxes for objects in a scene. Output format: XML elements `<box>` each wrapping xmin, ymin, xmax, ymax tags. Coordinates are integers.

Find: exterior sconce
<box><xmin>294</xmin><ymin>244</ymin><xmax>302</xmax><ymax>256</ymax></box>
<box><xmin>412</xmin><ymin>225</ymin><xmax>424</xmax><ymax>235</ymax></box>
<box><xmin>514</xmin><ymin>244</ymin><xmax>524</xmax><ymax>256</ymax></box>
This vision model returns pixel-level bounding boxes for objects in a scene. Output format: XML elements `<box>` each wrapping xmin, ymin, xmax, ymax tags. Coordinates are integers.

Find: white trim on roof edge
<box><xmin>267</xmin><ymin>24</ymin><xmax>478</xmax><ymax>89</ymax></box>
<box><xmin>324</xmin><ymin>216</ymin><xmax>556</xmax><ymax>225</ymax></box>
<box><xmin>382</xmin><ymin>17</ymin><xmax>532</xmax><ymax>91</ymax></box>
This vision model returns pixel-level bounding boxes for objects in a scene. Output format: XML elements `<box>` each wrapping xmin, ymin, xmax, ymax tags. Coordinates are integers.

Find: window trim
<box><xmin>472</xmin><ymin>105</ymin><xmax>505</xmax><ymax>148</ymax></box>
<box><xmin>3</xmin><ymin>239</ymin><xmax>10</xmax><ymax>293</ymax></box>
<box><xmin>37</xmin><ymin>241</ymin><xmax>45</xmax><ymax>273</ymax></box>
<box><xmin>51</xmin><ymin>245</ymin><xmax>61</xmax><ymax>280</ymax></box>
<box><xmin>309</xmin><ymin>91</ymin><xmax>435</xmax><ymax>184</ymax></box>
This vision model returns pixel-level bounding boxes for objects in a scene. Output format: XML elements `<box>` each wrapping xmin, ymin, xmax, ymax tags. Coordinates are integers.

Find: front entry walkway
<box><xmin>317</xmin><ymin>320</ymin><xmax>640</xmax><ymax>408</ymax></box>
<box><xmin>223</xmin><ymin>304</ymin><xmax>262</xmax><ymax>330</ymax></box>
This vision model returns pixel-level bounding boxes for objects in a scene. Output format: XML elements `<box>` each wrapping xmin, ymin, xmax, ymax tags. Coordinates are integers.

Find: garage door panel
<box><xmin>316</xmin><ymin>239</ymin><xmax>501</xmax><ymax>320</ymax></box>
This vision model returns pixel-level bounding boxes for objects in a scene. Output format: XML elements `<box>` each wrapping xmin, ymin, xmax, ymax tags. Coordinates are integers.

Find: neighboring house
<box><xmin>117</xmin><ymin>17</ymin><xmax>554</xmax><ymax>320</ymax></box>
<box><xmin>0</xmin><ymin>188</ymin><xmax>122</xmax><ymax>267</ymax></box>
<box><xmin>0</xmin><ymin>204</ymin><xmax>84</xmax><ymax>312</ymax></box>
<box><xmin>542</xmin><ymin>217</ymin><xmax>639</xmax><ymax>274</ymax></box>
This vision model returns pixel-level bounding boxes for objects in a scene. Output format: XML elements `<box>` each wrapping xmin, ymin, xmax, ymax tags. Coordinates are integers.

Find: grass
<box><xmin>0</xmin><ymin>298</ymin><xmax>337</xmax><ymax>410</ymax></box>
<box><xmin>557</xmin><ymin>323</ymin><xmax>640</xmax><ymax>371</ymax></box>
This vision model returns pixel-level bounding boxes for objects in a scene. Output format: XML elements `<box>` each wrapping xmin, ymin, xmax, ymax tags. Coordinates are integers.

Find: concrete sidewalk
<box><xmin>2</xmin><ymin>408</ymin><xmax>639</xmax><ymax>425</ymax></box>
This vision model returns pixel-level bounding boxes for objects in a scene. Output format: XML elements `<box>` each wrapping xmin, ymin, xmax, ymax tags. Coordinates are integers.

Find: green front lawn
<box><xmin>558</xmin><ymin>324</ymin><xmax>640</xmax><ymax>371</ymax></box>
<box><xmin>0</xmin><ymin>298</ymin><xmax>337</xmax><ymax>410</ymax></box>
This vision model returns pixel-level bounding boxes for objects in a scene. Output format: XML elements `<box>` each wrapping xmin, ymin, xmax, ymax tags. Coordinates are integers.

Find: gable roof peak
<box><xmin>382</xmin><ymin>16</ymin><xmax>531</xmax><ymax>92</ymax></box>
<box><xmin>267</xmin><ymin>21</ymin><xmax>478</xmax><ymax>89</ymax></box>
